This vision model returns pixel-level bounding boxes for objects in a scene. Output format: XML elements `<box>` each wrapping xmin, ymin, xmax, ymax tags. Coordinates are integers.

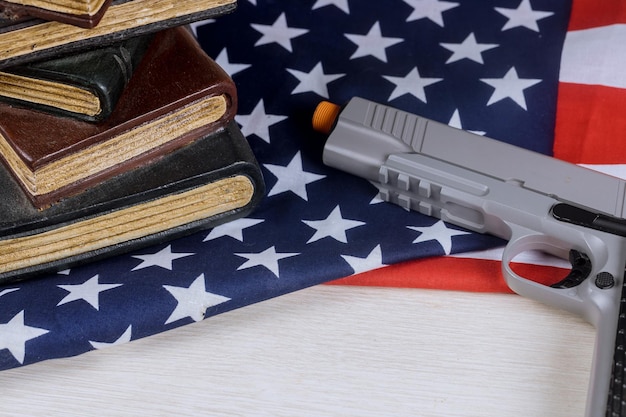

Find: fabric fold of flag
<box><xmin>1</xmin><ymin>0</ymin><xmax>578</xmax><ymax>371</ymax></box>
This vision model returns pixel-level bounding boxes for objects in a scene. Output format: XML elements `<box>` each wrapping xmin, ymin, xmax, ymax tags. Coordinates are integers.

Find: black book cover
<box><xmin>0</xmin><ymin>122</ymin><xmax>265</xmax><ymax>284</ymax></box>
<box><xmin>0</xmin><ymin>0</ymin><xmax>236</xmax><ymax>69</ymax></box>
<box><xmin>0</xmin><ymin>33</ymin><xmax>153</xmax><ymax>122</ymax></box>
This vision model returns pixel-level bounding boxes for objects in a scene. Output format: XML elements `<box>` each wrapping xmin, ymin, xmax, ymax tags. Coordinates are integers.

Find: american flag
<box><xmin>0</xmin><ymin>0</ymin><xmax>610</xmax><ymax>370</ymax></box>
<box><xmin>331</xmin><ymin>0</ymin><xmax>626</xmax><ymax>291</ymax></box>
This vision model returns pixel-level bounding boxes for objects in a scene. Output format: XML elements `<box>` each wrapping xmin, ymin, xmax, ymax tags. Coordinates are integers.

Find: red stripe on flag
<box><xmin>554</xmin><ymin>82</ymin><xmax>626</xmax><ymax>164</ymax></box>
<box><xmin>327</xmin><ymin>257</ymin><xmax>568</xmax><ymax>294</ymax></box>
<box><xmin>568</xmin><ymin>0</ymin><xmax>626</xmax><ymax>30</ymax></box>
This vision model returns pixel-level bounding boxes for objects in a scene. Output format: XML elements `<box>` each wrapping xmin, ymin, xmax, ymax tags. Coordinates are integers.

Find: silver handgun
<box><xmin>313</xmin><ymin>96</ymin><xmax>626</xmax><ymax>417</ymax></box>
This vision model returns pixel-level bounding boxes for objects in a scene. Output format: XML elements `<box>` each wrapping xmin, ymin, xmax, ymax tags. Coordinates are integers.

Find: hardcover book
<box><xmin>0</xmin><ymin>121</ymin><xmax>265</xmax><ymax>284</ymax></box>
<box><xmin>0</xmin><ymin>33</ymin><xmax>153</xmax><ymax>122</ymax></box>
<box><xmin>0</xmin><ymin>26</ymin><xmax>238</xmax><ymax>208</ymax></box>
<box><xmin>0</xmin><ymin>0</ymin><xmax>236</xmax><ymax>69</ymax></box>
<box><xmin>0</xmin><ymin>0</ymin><xmax>113</xmax><ymax>28</ymax></box>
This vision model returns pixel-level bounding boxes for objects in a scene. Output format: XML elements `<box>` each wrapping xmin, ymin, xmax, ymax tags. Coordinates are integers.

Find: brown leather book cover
<box><xmin>0</xmin><ymin>0</ymin><xmax>113</xmax><ymax>28</ymax></box>
<box><xmin>0</xmin><ymin>0</ymin><xmax>236</xmax><ymax>69</ymax></box>
<box><xmin>0</xmin><ymin>26</ymin><xmax>238</xmax><ymax>208</ymax></box>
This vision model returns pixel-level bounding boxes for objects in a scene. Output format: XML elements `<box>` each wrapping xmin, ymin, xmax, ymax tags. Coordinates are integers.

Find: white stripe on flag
<box><xmin>560</xmin><ymin>24</ymin><xmax>626</xmax><ymax>88</ymax></box>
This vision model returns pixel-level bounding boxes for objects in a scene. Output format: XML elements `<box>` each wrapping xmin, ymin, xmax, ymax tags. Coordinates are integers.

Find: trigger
<box><xmin>550</xmin><ymin>250</ymin><xmax>592</xmax><ymax>289</ymax></box>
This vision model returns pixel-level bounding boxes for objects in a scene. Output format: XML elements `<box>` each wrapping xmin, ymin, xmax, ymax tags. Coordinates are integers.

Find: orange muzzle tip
<box><xmin>312</xmin><ymin>101</ymin><xmax>341</xmax><ymax>135</ymax></box>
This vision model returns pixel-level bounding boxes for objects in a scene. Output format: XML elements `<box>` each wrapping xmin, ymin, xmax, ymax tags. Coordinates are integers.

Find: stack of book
<box><xmin>0</xmin><ymin>0</ymin><xmax>265</xmax><ymax>284</ymax></box>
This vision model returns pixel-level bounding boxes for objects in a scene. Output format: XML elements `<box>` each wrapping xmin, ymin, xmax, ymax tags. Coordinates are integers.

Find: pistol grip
<box><xmin>607</xmin><ymin>288</ymin><xmax>626</xmax><ymax>416</ymax></box>
<box><xmin>502</xmin><ymin>231</ymin><xmax>626</xmax><ymax>417</ymax></box>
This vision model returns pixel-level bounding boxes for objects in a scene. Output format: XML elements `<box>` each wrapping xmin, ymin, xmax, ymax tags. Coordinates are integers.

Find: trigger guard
<box><xmin>502</xmin><ymin>234</ymin><xmax>588</xmax><ymax>316</ymax></box>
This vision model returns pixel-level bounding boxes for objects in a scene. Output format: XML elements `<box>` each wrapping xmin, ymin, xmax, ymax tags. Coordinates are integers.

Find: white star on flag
<box><xmin>344</xmin><ymin>22</ymin><xmax>404</xmax><ymax>62</ymax></box>
<box><xmin>236</xmin><ymin>99</ymin><xmax>288</xmax><ymax>143</ymax></box>
<box><xmin>234</xmin><ymin>246</ymin><xmax>300</xmax><ymax>277</ymax></box>
<box><xmin>312</xmin><ymin>0</ymin><xmax>349</xmax><ymax>14</ymax></box>
<box><xmin>384</xmin><ymin>67</ymin><xmax>443</xmax><ymax>102</ymax></box>
<box><xmin>447</xmin><ymin>109</ymin><xmax>486</xmax><ymax>135</ymax></box>
<box><xmin>369</xmin><ymin>192</ymin><xmax>385</xmax><ymax>205</ymax></box>
<box><xmin>213</xmin><ymin>48</ymin><xmax>251</xmax><ymax>76</ymax></box>
<box><xmin>480</xmin><ymin>66</ymin><xmax>541</xmax><ymax>110</ymax></box>
<box><xmin>163</xmin><ymin>274</ymin><xmax>231</xmax><ymax>324</ymax></box>
<box><xmin>0</xmin><ymin>288</ymin><xmax>19</xmax><ymax>298</ymax></box>
<box><xmin>440</xmin><ymin>33</ymin><xmax>498</xmax><ymax>64</ymax></box>
<box><xmin>251</xmin><ymin>13</ymin><xmax>309</xmax><ymax>52</ymax></box>
<box><xmin>204</xmin><ymin>218</ymin><xmax>265</xmax><ymax>242</ymax></box>
<box><xmin>408</xmin><ymin>220</ymin><xmax>471</xmax><ymax>255</ymax></box>
<box><xmin>0</xmin><ymin>311</ymin><xmax>48</xmax><ymax>364</ymax></box>
<box><xmin>188</xmin><ymin>19</ymin><xmax>214</xmax><ymax>37</ymax></box>
<box><xmin>495</xmin><ymin>0</ymin><xmax>554</xmax><ymax>32</ymax></box>
<box><xmin>403</xmin><ymin>0</ymin><xmax>459</xmax><ymax>26</ymax></box>
<box><xmin>89</xmin><ymin>326</ymin><xmax>133</xmax><ymax>350</ymax></box>
<box><xmin>131</xmin><ymin>245</ymin><xmax>195</xmax><ymax>271</ymax></box>
<box><xmin>341</xmin><ymin>244</ymin><xmax>386</xmax><ymax>274</ymax></box>
<box><xmin>302</xmin><ymin>205</ymin><xmax>366</xmax><ymax>244</ymax></box>
<box><xmin>287</xmin><ymin>62</ymin><xmax>345</xmax><ymax>97</ymax></box>
<box><xmin>264</xmin><ymin>151</ymin><xmax>326</xmax><ymax>201</ymax></box>
<box><xmin>57</xmin><ymin>275</ymin><xmax>122</xmax><ymax>310</ymax></box>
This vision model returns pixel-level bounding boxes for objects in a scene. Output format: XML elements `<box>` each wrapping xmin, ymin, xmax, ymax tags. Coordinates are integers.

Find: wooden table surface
<box><xmin>0</xmin><ymin>285</ymin><xmax>593</xmax><ymax>416</ymax></box>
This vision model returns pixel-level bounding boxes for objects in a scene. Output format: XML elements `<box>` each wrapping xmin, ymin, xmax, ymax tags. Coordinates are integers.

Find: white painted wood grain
<box><xmin>0</xmin><ymin>286</ymin><xmax>594</xmax><ymax>416</ymax></box>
